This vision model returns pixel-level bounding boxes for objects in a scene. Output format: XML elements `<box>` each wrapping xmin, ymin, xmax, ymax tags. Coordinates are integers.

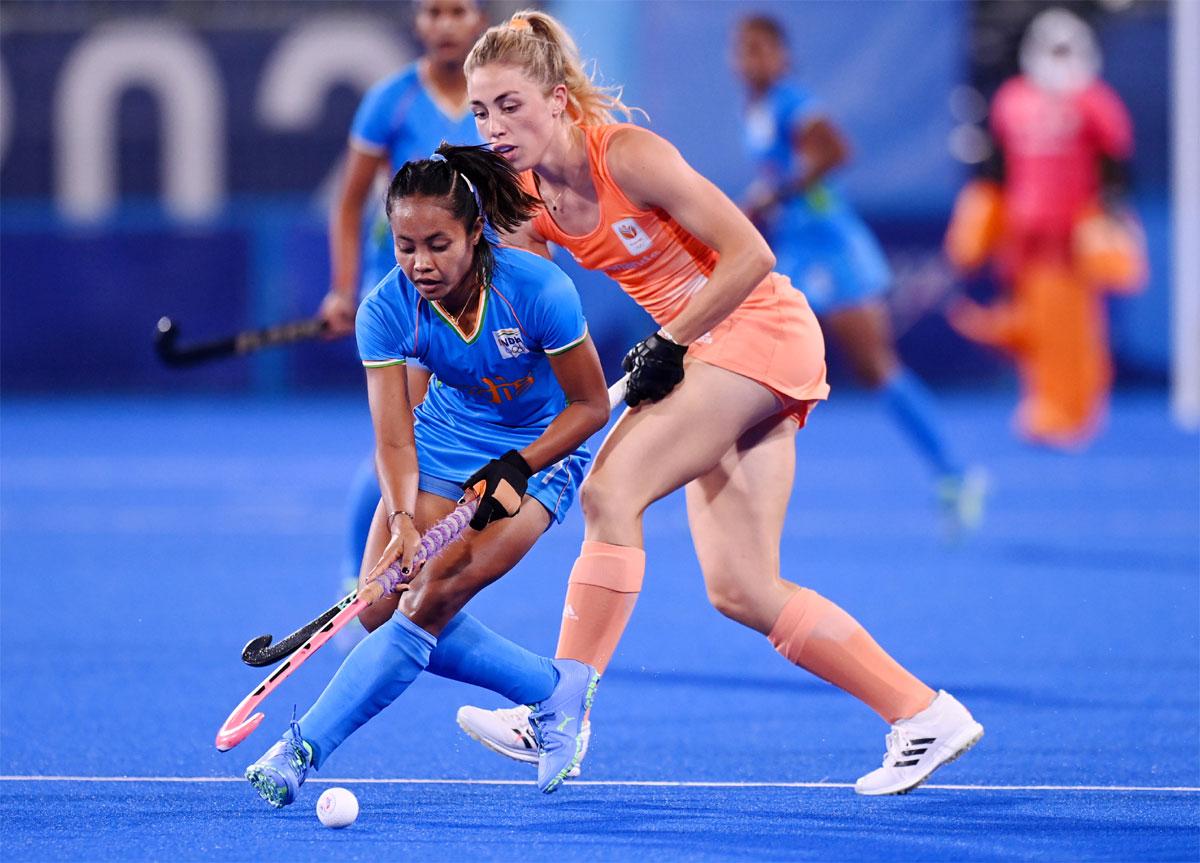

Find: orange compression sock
<box><xmin>555</xmin><ymin>540</ymin><xmax>645</xmax><ymax>675</ymax></box>
<box><xmin>768</xmin><ymin>588</ymin><xmax>935</xmax><ymax>724</ymax></box>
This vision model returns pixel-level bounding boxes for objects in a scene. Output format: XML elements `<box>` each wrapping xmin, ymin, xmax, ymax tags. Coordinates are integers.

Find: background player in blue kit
<box><xmin>733</xmin><ymin>16</ymin><xmax>986</xmax><ymax>532</ymax></box>
<box><xmin>320</xmin><ymin>0</ymin><xmax>487</xmax><ymax>598</ymax></box>
<box><xmin>322</xmin><ymin>0</ymin><xmax>486</xmax><ymax>329</ymax></box>
<box><xmin>245</xmin><ymin>143</ymin><xmax>612</xmax><ymax>806</ymax></box>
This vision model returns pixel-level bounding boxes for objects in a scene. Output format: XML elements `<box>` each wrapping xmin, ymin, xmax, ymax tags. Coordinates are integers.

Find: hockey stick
<box><xmin>240</xmin><ymin>592</ymin><xmax>353</xmax><ymax>667</ymax></box>
<box><xmin>215</xmin><ymin>494</ymin><xmax>479</xmax><ymax>752</ymax></box>
<box><xmin>238</xmin><ymin>375</ymin><xmax>631</xmax><ymax>669</ymax></box>
<box><xmin>607</xmin><ymin>375</ymin><xmax>628</xmax><ymax>409</ymax></box>
<box><xmin>154</xmin><ymin>316</ymin><xmax>327</xmax><ymax>368</ymax></box>
<box><xmin>885</xmin><ymin>252</ymin><xmax>968</xmax><ymax>339</ymax></box>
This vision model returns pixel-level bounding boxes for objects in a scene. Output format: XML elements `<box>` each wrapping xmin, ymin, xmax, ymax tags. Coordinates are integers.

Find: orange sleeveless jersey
<box><xmin>521</xmin><ymin>124</ymin><xmax>829</xmax><ymax>419</ymax></box>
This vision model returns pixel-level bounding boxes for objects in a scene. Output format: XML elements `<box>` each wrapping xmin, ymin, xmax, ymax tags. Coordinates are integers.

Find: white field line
<box><xmin>0</xmin><ymin>776</ymin><xmax>1196</xmax><ymax>793</ymax></box>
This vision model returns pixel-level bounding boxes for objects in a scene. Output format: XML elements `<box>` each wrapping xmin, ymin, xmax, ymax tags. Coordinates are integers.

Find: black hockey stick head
<box><xmin>241</xmin><ymin>634</ymin><xmax>278</xmax><ymax>667</ymax></box>
<box><xmin>240</xmin><ymin>595</ymin><xmax>351</xmax><ymax>666</ymax></box>
<box><xmin>241</xmin><ymin>621</ymin><xmax>325</xmax><ymax>667</ymax></box>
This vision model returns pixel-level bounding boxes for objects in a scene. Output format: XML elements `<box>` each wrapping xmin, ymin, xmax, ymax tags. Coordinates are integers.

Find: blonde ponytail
<box><xmin>465</xmin><ymin>9</ymin><xmax>644</xmax><ymax>126</ymax></box>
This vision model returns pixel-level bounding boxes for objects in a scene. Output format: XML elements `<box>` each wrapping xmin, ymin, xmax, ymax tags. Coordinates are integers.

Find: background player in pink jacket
<box><xmin>945</xmin><ymin>8</ymin><xmax>1146</xmax><ymax>449</ymax></box>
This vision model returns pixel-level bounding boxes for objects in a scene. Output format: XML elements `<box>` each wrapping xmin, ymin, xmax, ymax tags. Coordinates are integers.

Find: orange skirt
<box><xmin>687</xmin><ymin>273</ymin><xmax>830</xmax><ymax>428</ymax></box>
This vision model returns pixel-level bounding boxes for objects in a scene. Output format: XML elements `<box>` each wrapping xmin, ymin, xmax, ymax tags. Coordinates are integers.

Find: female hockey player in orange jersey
<box><xmin>457</xmin><ymin>10</ymin><xmax>983</xmax><ymax>796</ymax></box>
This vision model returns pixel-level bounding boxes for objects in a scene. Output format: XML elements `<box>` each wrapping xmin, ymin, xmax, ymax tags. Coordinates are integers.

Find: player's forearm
<box><xmin>791</xmin><ymin>120</ymin><xmax>849</xmax><ymax>194</ymax></box>
<box><xmin>795</xmin><ymin>164</ymin><xmax>833</xmax><ymax>193</ymax></box>
<box><xmin>799</xmin><ymin>143</ymin><xmax>847</xmax><ymax>191</ymax></box>
<box><xmin>329</xmin><ymin>202</ymin><xmax>365</xmax><ymax>298</ymax></box>
<box><xmin>519</xmin><ymin>401</ymin><xmax>608</xmax><ymax>474</ymax></box>
<box><xmin>663</xmin><ymin>241</ymin><xmax>775</xmax><ymax>344</ymax></box>
<box><xmin>374</xmin><ymin>440</ymin><xmax>420</xmax><ymax>517</ymax></box>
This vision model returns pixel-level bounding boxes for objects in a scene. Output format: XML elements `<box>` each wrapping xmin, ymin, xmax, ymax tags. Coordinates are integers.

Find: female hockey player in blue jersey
<box><xmin>245</xmin><ymin>143</ymin><xmax>609</xmax><ymax>805</ymax></box>
<box><xmin>322</xmin><ymin>0</ymin><xmax>486</xmax><ymax>332</ymax></box>
<box><xmin>321</xmin><ymin>0</ymin><xmax>488</xmax><ymax>603</ymax></box>
<box><xmin>733</xmin><ymin>15</ymin><xmax>986</xmax><ymax>532</ymax></box>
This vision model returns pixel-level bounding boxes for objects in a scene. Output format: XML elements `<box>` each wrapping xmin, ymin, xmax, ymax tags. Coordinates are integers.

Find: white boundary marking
<box><xmin>0</xmin><ymin>776</ymin><xmax>1196</xmax><ymax>793</ymax></box>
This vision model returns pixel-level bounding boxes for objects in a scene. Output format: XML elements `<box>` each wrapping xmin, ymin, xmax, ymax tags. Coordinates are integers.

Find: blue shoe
<box><xmin>244</xmin><ymin>717</ymin><xmax>313</xmax><ymax>808</ymax></box>
<box><xmin>937</xmin><ymin>466</ymin><xmax>989</xmax><ymax>538</ymax></box>
<box><xmin>530</xmin><ymin>659</ymin><xmax>599</xmax><ymax>794</ymax></box>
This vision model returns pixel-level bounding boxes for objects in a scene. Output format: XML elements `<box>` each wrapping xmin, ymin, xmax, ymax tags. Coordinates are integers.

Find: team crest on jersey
<box><xmin>610</xmin><ymin>218</ymin><xmax>652</xmax><ymax>255</ymax></box>
<box><xmin>493</xmin><ymin>327</ymin><xmax>528</xmax><ymax>359</ymax></box>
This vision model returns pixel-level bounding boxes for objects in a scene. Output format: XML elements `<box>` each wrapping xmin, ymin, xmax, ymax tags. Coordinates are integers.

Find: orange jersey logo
<box><xmin>465</xmin><ymin>374</ymin><xmax>535</xmax><ymax>403</ymax></box>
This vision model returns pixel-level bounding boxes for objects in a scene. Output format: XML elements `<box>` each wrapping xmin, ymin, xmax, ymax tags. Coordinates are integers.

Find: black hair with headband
<box><xmin>386</xmin><ymin>143</ymin><xmax>541</xmax><ymax>291</ymax></box>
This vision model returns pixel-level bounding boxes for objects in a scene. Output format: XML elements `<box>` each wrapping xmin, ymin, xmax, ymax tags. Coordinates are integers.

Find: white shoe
<box><xmin>855</xmin><ymin>690</ymin><xmax>983</xmax><ymax>796</ymax></box>
<box><xmin>456</xmin><ymin>704</ymin><xmax>589</xmax><ymax>778</ymax></box>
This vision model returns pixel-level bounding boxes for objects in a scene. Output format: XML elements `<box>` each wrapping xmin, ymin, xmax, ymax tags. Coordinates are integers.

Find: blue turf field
<box><xmin>2</xmin><ymin>390</ymin><xmax>1197</xmax><ymax>860</ymax></box>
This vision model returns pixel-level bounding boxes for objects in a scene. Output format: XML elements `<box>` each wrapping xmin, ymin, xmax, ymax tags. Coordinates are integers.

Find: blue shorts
<box><xmin>417</xmin><ymin>453</ymin><xmax>587</xmax><ymax>528</ymax></box>
<box><xmin>414</xmin><ymin>412</ymin><xmax>590</xmax><ymax>526</ymax></box>
<box><xmin>770</xmin><ymin>211</ymin><xmax>891</xmax><ymax>316</ymax></box>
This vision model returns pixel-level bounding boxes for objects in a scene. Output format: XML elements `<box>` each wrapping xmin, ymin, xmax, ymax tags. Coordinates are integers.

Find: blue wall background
<box><xmin>0</xmin><ymin>0</ymin><xmax>1173</xmax><ymax>392</ymax></box>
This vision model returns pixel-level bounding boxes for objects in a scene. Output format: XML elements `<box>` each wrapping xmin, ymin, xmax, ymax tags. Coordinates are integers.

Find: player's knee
<box><xmin>578</xmin><ymin>472</ymin><xmax>626</xmax><ymax>523</ymax></box>
<box><xmin>704</xmin><ymin>577</ymin><xmax>758</xmax><ymax>625</ymax></box>
<box><xmin>403</xmin><ymin>564</ymin><xmax>485</xmax><ymax>630</ymax></box>
<box><xmin>401</xmin><ymin>582</ymin><xmax>458</xmax><ymax>631</ymax></box>
<box><xmin>857</xmin><ymin>364</ymin><xmax>889</xmax><ymax>389</ymax></box>
<box><xmin>841</xmin><ymin>339</ymin><xmax>897</xmax><ymax>389</ymax></box>
<box><xmin>357</xmin><ymin>602</ymin><xmax>393</xmax><ymax>633</ymax></box>
<box><xmin>852</xmin><ymin>351</ymin><xmax>897</xmax><ymax>389</ymax></box>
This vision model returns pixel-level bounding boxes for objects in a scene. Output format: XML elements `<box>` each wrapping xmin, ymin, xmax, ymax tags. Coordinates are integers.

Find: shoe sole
<box><xmin>456</xmin><ymin>714</ymin><xmax>540</xmax><ymax>765</ymax></box>
<box><xmin>540</xmin><ymin>671</ymin><xmax>600</xmax><ymax>795</ymax></box>
<box><xmin>455</xmin><ymin>712</ymin><xmax>585</xmax><ymax>778</ymax></box>
<box><xmin>244</xmin><ymin>764</ymin><xmax>292</xmax><ymax>808</ymax></box>
<box><xmin>858</xmin><ymin>722</ymin><xmax>985</xmax><ymax>797</ymax></box>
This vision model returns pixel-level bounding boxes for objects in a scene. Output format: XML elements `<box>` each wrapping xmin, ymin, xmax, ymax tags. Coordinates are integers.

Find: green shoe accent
<box><xmin>542</xmin><ymin>671</ymin><xmax>600</xmax><ymax>794</ymax></box>
<box><xmin>245</xmin><ymin>765</ymin><xmax>288</xmax><ymax>809</ymax></box>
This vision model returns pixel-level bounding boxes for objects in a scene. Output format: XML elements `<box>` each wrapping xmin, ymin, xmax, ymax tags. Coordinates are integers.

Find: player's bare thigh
<box><xmin>581</xmin><ymin>359</ymin><xmax>785</xmax><ymax>546</ymax></box>
<box><xmin>399</xmin><ymin>499</ymin><xmax>549</xmax><ymax>634</ymax></box>
<box><xmin>822</xmin><ymin>300</ymin><xmax>899</xmax><ymax>388</ymax></box>
<box><xmin>357</xmin><ymin>489</ymin><xmax>549</xmax><ymax>633</ymax></box>
<box><xmin>685</xmin><ymin>412</ymin><xmax>800</xmax><ymax>634</ymax></box>
<box><xmin>356</xmin><ymin>491</ymin><xmax>455</xmax><ymax>631</ymax></box>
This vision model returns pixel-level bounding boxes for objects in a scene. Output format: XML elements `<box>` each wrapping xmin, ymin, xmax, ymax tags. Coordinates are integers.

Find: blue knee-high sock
<box><xmin>880</xmin><ymin>369</ymin><xmax>962</xmax><ymax>477</ymax></box>
<box><xmin>426</xmin><ymin>612</ymin><xmax>559</xmax><ymax>705</ymax></box>
<box><xmin>299</xmin><ymin>612</ymin><xmax>435</xmax><ymax>768</ymax></box>
<box><xmin>341</xmin><ymin>455</ymin><xmax>381</xmax><ymax>585</ymax></box>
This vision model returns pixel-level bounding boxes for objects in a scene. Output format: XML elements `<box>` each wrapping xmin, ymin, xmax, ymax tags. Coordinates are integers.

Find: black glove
<box><xmin>621</xmin><ymin>332</ymin><xmax>688</xmax><ymax>407</ymax></box>
<box><xmin>462</xmin><ymin>449</ymin><xmax>533</xmax><ymax>530</ymax></box>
